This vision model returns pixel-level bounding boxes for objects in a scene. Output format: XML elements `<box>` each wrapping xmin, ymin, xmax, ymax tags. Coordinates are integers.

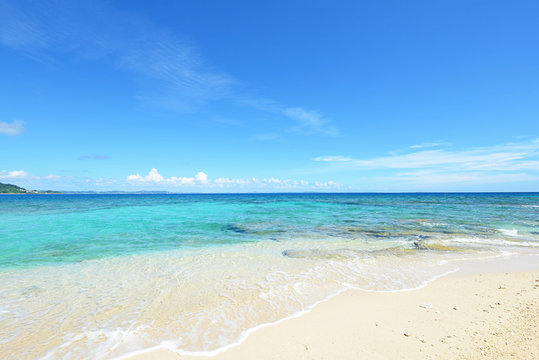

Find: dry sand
<box><xmin>128</xmin><ymin>256</ymin><xmax>538</xmax><ymax>360</ymax></box>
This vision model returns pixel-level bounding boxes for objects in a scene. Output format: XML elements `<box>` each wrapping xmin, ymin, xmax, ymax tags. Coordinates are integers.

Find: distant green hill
<box><xmin>0</xmin><ymin>182</ymin><xmax>61</xmax><ymax>194</ymax></box>
<box><xmin>0</xmin><ymin>182</ymin><xmax>28</xmax><ymax>194</ymax></box>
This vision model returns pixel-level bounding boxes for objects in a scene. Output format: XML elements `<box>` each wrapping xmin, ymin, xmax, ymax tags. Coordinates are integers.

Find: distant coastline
<box><xmin>0</xmin><ymin>182</ymin><xmax>538</xmax><ymax>196</ymax></box>
<box><xmin>0</xmin><ymin>181</ymin><xmax>62</xmax><ymax>194</ymax></box>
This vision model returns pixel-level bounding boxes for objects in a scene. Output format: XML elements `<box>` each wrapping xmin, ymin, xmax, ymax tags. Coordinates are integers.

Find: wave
<box><xmin>498</xmin><ymin>228</ymin><xmax>519</xmax><ymax>237</ymax></box>
<box><xmin>1</xmin><ymin>236</ymin><xmax>535</xmax><ymax>359</ymax></box>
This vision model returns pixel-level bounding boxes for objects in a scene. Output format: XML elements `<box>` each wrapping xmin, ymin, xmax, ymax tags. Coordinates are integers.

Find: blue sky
<box><xmin>0</xmin><ymin>0</ymin><xmax>538</xmax><ymax>192</ymax></box>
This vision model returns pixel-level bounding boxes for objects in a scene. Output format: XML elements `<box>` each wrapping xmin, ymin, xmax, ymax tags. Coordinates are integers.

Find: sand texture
<box><xmin>128</xmin><ymin>269</ymin><xmax>538</xmax><ymax>360</ymax></box>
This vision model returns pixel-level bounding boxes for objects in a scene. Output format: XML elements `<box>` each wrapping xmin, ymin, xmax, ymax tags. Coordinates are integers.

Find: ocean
<box><xmin>0</xmin><ymin>193</ymin><xmax>538</xmax><ymax>359</ymax></box>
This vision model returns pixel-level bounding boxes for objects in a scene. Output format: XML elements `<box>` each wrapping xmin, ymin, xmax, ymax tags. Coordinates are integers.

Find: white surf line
<box><xmin>113</xmin><ymin>286</ymin><xmax>349</xmax><ymax>359</ymax></box>
<box><xmin>114</xmin><ymin>266</ymin><xmax>464</xmax><ymax>359</ymax></box>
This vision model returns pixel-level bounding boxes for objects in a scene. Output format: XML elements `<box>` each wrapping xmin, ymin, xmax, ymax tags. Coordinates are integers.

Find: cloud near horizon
<box><xmin>313</xmin><ymin>155</ymin><xmax>354</xmax><ymax>162</ymax></box>
<box><xmin>126</xmin><ymin>168</ymin><xmax>340</xmax><ymax>189</ymax></box>
<box><xmin>0</xmin><ymin>120</ymin><xmax>24</xmax><ymax>135</ymax></box>
<box><xmin>0</xmin><ymin>170</ymin><xmax>61</xmax><ymax>181</ymax></box>
<box><xmin>314</xmin><ymin>138</ymin><xmax>539</xmax><ymax>171</ymax></box>
<box><xmin>0</xmin><ymin>170</ymin><xmax>29</xmax><ymax>179</ymax></box>
<box><xmin>126</xmin><ymin>168</ymin><xmax>209</xmax><ymax>186</ymax></box>
<box><xmin>313</xmin><ymin>138</ymin><xmax>539</xmax><ymax>189</ymax></box>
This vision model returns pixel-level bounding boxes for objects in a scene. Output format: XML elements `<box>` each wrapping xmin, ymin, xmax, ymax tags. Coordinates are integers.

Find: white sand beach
<box><xmin>128</xmin><ymin>255</ymin><xmax>538</xmax><ymax>360</ymax></box>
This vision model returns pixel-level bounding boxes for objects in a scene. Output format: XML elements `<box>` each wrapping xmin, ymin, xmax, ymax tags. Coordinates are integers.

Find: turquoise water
<box><xmin>1</xmin><ymin>193</ymin><xmax>538</xmax><ymax>269</ymax></box>
<box><xmin>0</xmin><ymin>193</ymin><xmax>538</xmax><ymax>359</ymax></box>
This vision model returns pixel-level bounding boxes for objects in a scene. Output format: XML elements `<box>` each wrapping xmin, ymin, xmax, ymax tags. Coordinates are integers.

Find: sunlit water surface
<box><xmin>0</xmin><ymin>193</ymin><xmax>537</xmax><ymax>359</ymax></box>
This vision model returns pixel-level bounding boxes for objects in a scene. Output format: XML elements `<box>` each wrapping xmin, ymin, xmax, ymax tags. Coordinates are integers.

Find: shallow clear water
<box><xmin>0</xmin><ymin>193</ymin><xmax>538</xmax><ymax>359</ymax></box>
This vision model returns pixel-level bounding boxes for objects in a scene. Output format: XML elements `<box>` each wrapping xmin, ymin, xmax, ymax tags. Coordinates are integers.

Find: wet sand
<box><xmin>128</xmin><ymin>255</ymin><xmax>538</xmax><ymax>360</ymax></box>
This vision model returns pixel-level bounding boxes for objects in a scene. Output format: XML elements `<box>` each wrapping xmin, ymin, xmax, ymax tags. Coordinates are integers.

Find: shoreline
<box><xmin>126</xmin><ymin>254</ymin><xmax>538</xmax><ymax>360</ymax></box>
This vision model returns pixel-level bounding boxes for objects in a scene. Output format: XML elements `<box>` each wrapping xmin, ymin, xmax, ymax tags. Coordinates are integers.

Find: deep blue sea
<box><xmin>0</xmin><ymin>193</ymin><xmax>538</xmax><ymax>359</ymax></box>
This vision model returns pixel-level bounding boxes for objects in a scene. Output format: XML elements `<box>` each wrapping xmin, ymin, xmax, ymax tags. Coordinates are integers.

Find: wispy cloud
<box><xmin>44</xmin><ymin>174</ymin><xmax>61</xmax><ymax>180</ymax></box>
<box><xmin>0</xmin><ymin>170</ymin><xmax>61</xmax><ymax>181</ymax></box>
<box><xmin>0</xmin><ymin>2</ymin><xmax>46</xmax><ymax>49</ymax></box>
<box><xmin>77</xmin><ymin>154</ymin><xmax>110</xmax><ymax>161</ymax></box>
<box><xmin>212</xmin><ymin>176</ymin><xmax>340</xmax><ymax>190</ymax></box>
<box><xmin>239</xmin><ymin>97</ymin><xmax>338</xmax><ymax>137</ymax></box>
<box><xmin>122</xmin><ymin>41</ymin><xmax>237</xmax><ymax>110</ymax></box>
<box><xmin>392</xmin><ymin>170</ymin><xmax>538</xmax><ymax>187</ymax></box>
<box><xmin>313</xmin><ymin>155</ymin><xmax>354</xmax><ymax>162</ymax></box>
<box><xmin>125</xmin><ymin>168</ymin><xmax>341</xmax><ymax>190</ymax></box>
<box><xmin>314</xmin><ymin>139</ymin><xmax>539</xmax><ymax>171</ymax></box>
<box><xmin>0</xmin><ymin>1</ymin><xmax>337</xmax><ymax>136</ymax></box>
<box><xmin>409</xmin><ymin>141</ymin><xmax>450</xmax><ymax>149</ymax></box>
<box><xmin>94</xmin><ymin>177</ymin><xmax>118</xmax><ymax>187</ymax></box>
<box><xmin>313</xmin><ymin>139</ymin><xmax>539</xmax><ymax>190</ymax></box>
<box><xmin>0</xmin><ymin>1</ymin><xmax>235</xmax><ymax>107</ymax></box>
<box><xmin>0</xmin><ymin>170</ymin><xmax>30</xmax><ymax>179</ymax></box>
<box><xmin>0</xmin><ymin>120</ymin><xmax>24</xmax><ymax>135</ymax></box>
<box><xmin>284</xmin><ymin>107</ymin><xmax>338</xmax><ymax>136</ymax></box>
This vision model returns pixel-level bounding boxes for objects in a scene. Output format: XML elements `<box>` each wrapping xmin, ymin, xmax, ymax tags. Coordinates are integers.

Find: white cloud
<box><xmin>0</xmin><ymin>120</ymin><xmax>24</xmax><ymax>135</ymax></box>
<box><xmin>195</xmin><ymin>171</ymin><xmax>208</xmax><ymax>184</ymax></box>
<box><xmin>314</xmin><ymin>181</ymin><xmax>339</xmax><ymax>187</ymax></box>
<box><xmin>126</xmin><ymin>169</ymin><xmax>209</xmax><ymax>186</ymax></box>
<box><xmin>126</xmin><ymin>174</ymin><xmax>143</xmax><ymax>182</ymax></box>
<box><xmin>213</xmin><ymin>177</ymin><xmax>233</xmax><ymax>184</ymax></box>
<box><xmin>393</xmin><ymin>170</ymin><xmax>539</xmax><ymax>188</ymax></box>
<box><xmin>214</xmin><ymin>177</ymin><xmax>251</xmax><ymax>186</ymax></box>
<box><xmin>146</xmin><ymin>168</ymin><xmax>164</xmax><ymax>182</ymax></box>
<box><xmin>314</xmin><ymin>138</ymin><xmax>539</xmax><ymax>171</ymax></box>
<box><xmin>313</xmin><ymin>156</ymin><xmax>353</xmax><ymax>162</ymax></box>
<box><xmin>167</xmin><ymin>176</ymin><xmax>195</xmax><ymax>186</ymax></box>
<box><xmin>94</xmin><ymin>178</ymin><xmax>117</xmax><ymax>187</ymax></box>
<box><xmin>126</xmin><ymin>169</ymin><xmax>340</xmax><ymax>190</ymax></box>
<box><xmin>409</xmin><ymin>141</ymin><xmax>450</xmax><ymax>149</ymax></box>
<box><xmin>126</xmin><ymin>168</ymin><xmax>163</xmax><ymax>183</ymax></box>
<box><xmin>313</xmin><ymin>138</ymin><xmax>539</xmax><ymax>190</ymax></box>
<box><xmin>284</xmin><ymin>107</ymin><xmax>324</xmax><ymax>128</ymax></box>
<box><xmin>0</xmin><ymin>170</ymin><xmax>63</xmax><ymax>181</ymax></box>
<box><xmin>0</xmin><ymin>169</ymin><xmax>30</xmax><ymax>179</ymax></box>
<box><xmin>45</xmin><ymin>174</ymin><xmax>61</xmax><ymax>180</ymax></box>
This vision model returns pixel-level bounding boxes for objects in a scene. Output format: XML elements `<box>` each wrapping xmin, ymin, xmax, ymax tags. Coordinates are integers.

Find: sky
<box><xmin>0</xmin><ymin>0</ymin><xmax>538</xmax><ymax>192</ymax></box>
